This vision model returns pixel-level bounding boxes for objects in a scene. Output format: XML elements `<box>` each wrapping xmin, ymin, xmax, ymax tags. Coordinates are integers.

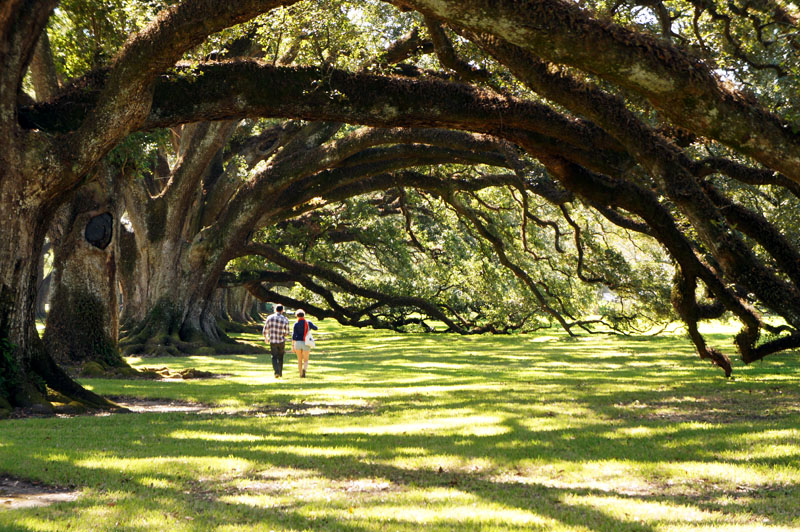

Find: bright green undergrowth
<box><xmin>2</xmin><ymin>321</ymin><xmax>800</xmax><ymax>531</ymax></box>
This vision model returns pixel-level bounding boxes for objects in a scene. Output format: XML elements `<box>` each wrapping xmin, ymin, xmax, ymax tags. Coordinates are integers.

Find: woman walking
<box><xmin>292</xmin><ymin>309</ymin><xmax>318</xmax><ymax>378</ymax></box>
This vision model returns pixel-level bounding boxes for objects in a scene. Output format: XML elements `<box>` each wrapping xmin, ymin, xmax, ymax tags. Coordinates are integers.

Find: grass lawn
<box><xmin>1</xmin><ymin>321</ymin><xmax>799</xmax><ymax>531</ymax></box>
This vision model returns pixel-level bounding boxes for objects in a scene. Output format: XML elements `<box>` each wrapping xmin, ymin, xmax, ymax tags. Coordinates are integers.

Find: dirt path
<box><xmin>107</xmin><ymin>396</ymin><xmax>212</xmax><ymax>414</ymax></box>
<box><xmin>0</xmin><ymin>476</ymin><xmax>80</xmax><ymax>510</ymax></box>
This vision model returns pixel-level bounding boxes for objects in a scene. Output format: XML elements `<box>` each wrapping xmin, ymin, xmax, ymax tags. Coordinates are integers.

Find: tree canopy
<box><xmin>2</xmin><ymin>0</ymin><xmax>800</xmax><ymax>412</ymax></box>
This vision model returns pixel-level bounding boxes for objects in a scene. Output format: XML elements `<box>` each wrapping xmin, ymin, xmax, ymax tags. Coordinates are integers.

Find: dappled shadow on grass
<box><xmin>0</xmin><ymin>422</ymin><xmax>658</xmax><ymax>531</ymax></box>
<box><xmin>2</xmin><ymin>324</ymin><xmax>800</xmax><ymax>530</ymax></box>
<box><xmin>2</xmin><ymin>402</ymin><xmax>797</xmax><ymax>530</ymax></box>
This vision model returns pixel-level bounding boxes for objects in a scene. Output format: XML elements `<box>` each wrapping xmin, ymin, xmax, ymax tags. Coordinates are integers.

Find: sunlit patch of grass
<box><xmin>2</xmin><ymin>321</ymin><xmax>800</xmax><ymax>530</ymax></box>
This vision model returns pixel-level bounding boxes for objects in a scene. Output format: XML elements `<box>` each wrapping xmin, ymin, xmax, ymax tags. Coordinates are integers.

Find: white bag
<box><xmin>304</xmin><ymin>332</ymin><xmax>316</xmax><ymax>348</ymax></box>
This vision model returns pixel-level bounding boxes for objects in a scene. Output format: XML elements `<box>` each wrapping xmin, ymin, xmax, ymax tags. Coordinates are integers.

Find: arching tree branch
<box><xmin>392</xmin><ymin>0</ymin><xmax>800</xmax><ymax>182</ymax></box>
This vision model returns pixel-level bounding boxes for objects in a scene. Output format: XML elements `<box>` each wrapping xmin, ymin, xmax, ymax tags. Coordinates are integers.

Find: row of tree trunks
<box><xmin>213</xmin><ymin>287</ymin><xmax>263</xmax><ymax>331</ymax></box>
<box><xmin>1</xmin><ymin>0</ymin><xmax>309</xmax><ymax>412</ymax></box>
<box><xmin>116</xmin><ymin>223</ymin><xmax>260</xmax><ymax>357</ymax></box>
<box><xmin>115</xmin><ymin>123</ymin><xmax>265</xmax><ymax>357</ymax></box>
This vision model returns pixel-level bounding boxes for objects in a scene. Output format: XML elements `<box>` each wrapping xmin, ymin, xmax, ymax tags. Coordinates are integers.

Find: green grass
<box><xmin>2</xmin><ymin>321</ymin><xmax>800</xmax><ymax>531</ymax></box>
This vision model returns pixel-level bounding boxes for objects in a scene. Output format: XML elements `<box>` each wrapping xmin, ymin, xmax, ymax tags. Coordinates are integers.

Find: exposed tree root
<box><xmin>120</xmin><ymin>310</ymin><xmax>265</xmax><ymax>357</ymax></box>
<box><xmin>0</xmin><ymin>336</ymin><xmax>128</xmax><ymax>417</ymax></box>
<box><xmin>32</xmin><ymin>346</ymin><xmax>126</xmax><ymax>411</ymax></box>
<box><xmin>79</xmin><ymin>361</ymin><xmax>217</xmax><ymax>380</ymax></box>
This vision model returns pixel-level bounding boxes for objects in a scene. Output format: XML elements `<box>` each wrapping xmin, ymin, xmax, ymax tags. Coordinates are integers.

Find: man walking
<box><xmin>263</xmin><ymin>305</ymin><xmax>290</xmax><ymax>378</ymax></box>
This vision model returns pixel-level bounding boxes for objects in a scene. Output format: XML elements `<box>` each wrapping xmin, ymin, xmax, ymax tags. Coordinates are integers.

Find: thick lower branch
<box><xmin>240</xmin><ymin>244</ymin><xmax>470</xmax><ymax>333</ymax></box>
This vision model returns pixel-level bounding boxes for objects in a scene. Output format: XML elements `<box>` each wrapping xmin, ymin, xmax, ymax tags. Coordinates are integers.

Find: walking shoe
<box><xmin>275</xmin><ymin>373</ymin><xmax>281</xmax><ymax>379</ymax></box>
<box><xmin>300</xmin><ymin>370</ymin><xmax>306</xmax><ymax>378</ymax></box>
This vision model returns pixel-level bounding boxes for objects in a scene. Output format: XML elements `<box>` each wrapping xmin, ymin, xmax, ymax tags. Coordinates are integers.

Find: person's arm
<box><xmin>309</xmin><ymin>321</ymin><xmax>318</xmax><ymax>331</ymax></box>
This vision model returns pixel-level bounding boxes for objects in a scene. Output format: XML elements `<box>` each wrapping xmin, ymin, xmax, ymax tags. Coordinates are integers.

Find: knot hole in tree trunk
<box><xmin>84</xmin><ymin>213</ymin><xmax>113</xmax><ymax>249</ymax></box>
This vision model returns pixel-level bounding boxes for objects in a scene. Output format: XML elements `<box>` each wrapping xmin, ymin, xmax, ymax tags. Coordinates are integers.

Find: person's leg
<box><xmin>301</xmin><ymin>349</ymin><xmax>310</xmax><ymax>377</ymax></box>
<box><xmin>275</xmin><ymin>342</ymin><xmax>285</xmax><ymax>377</ymax></box>
<box><xmin>270</xmin><ymin>343</ymin><xmax>281</xmax><ymax>377</ymax></box>
<box><xmin>295</xmin><ymin>341</ymin><xmax>305</xmax><ymax>376</ymax></box>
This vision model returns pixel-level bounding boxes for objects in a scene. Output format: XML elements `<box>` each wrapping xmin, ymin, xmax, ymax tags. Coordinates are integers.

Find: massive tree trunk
<box><xmin>0</xmin><ymin>1</ymin><xmax>117</xmax><ymax>413</ymax></box>
<box><xmin>118</xmin><ymin>233</ymin><xmax>236</xmax><ymax>356</ymax></box>
<box><xmin>0</xmin><ymin>187</ymin><xmax>116</xmax><ymax>412</ymax></box>
<box><xmin>0</xmin><ymin>197</ymin><xmax>51</xmax><ymax>410</ymax></box>
<box><xmin>120</xmin><ymin>265</ymin><xmax>257</xmax><ymax>356</ymax></box>
<box><xmin>42</xmin><ymin>180</ymin><xmax>131</xmax><ymax>372</ymax></box>
<box><xmin>117</xmin><ymin>125</ymin><xmax>263</xmax><ymax>357</ymax></box>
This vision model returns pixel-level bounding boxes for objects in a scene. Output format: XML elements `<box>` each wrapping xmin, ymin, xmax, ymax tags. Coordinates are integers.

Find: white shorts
<box><xmin>294</xmin><ymin>341</ymin><xmax>310</xmax><ymax>351</ymax></box>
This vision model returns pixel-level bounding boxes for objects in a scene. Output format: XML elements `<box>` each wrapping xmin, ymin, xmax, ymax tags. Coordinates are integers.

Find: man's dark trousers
<box><xmin>270</xmin><ymin>342</ymin><xmax>285</xmax><ymax>376</ymax></box>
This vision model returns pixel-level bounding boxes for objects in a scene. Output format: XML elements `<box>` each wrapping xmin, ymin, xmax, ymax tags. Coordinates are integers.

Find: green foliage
<box><xmin>107</xmin><ymin>130</ymin><xmax>171</xmax><ymax>179</ymax></box>
<box><xmin>49</xmin><ymin>0</ymin><xmax>157</xmax><ymax>80</ymax></box>
<box><xmin>245</xmin><ymin>167</ymin><xmax>676</xmax><ymax>333</ymax></box>
<box><xmin>590</xmin><ymin>0</ymin><xmax>800</xmax><ymax>122</ymax></box>
<box><xmin>250</xmin><ymin>0</ymin><xmax>417</xmax><ymax>69</ymax></box>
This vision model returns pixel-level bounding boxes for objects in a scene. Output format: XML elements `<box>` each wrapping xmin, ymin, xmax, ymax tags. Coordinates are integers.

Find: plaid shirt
<box><xmin>263</xmin><ymin>312</ymin><xmax>290</xmax><ymax>344</ymax></box>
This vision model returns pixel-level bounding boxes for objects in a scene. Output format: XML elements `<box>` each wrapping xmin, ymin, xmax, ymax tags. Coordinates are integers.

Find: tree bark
<box><xmin>117</xmin><ymin>237</ymin><xmax>240</xmax><ymax>356</ymax></box>
<box><xmin>0</xmin><ymin>188</ymin><xmax>117</xmax><ymax>411</ymax></box>
<box><xmin>116</xmin><ymin>121</ymin><xmax>263</xmax><ymax>356</ymax></box>
<box><xmin>42</xmin><ymin>180</ymin><xmax>129</xmax><ymax>371</ymax></box>
<box><xmin>391</xmin><ymin>0</ymin><xmax>800</xmax><ymax>182</ymax></box>
<box><xmin>117</xmin><ymin>202</ymin><xmax>260</xmax><ymax>356</ymax></box>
